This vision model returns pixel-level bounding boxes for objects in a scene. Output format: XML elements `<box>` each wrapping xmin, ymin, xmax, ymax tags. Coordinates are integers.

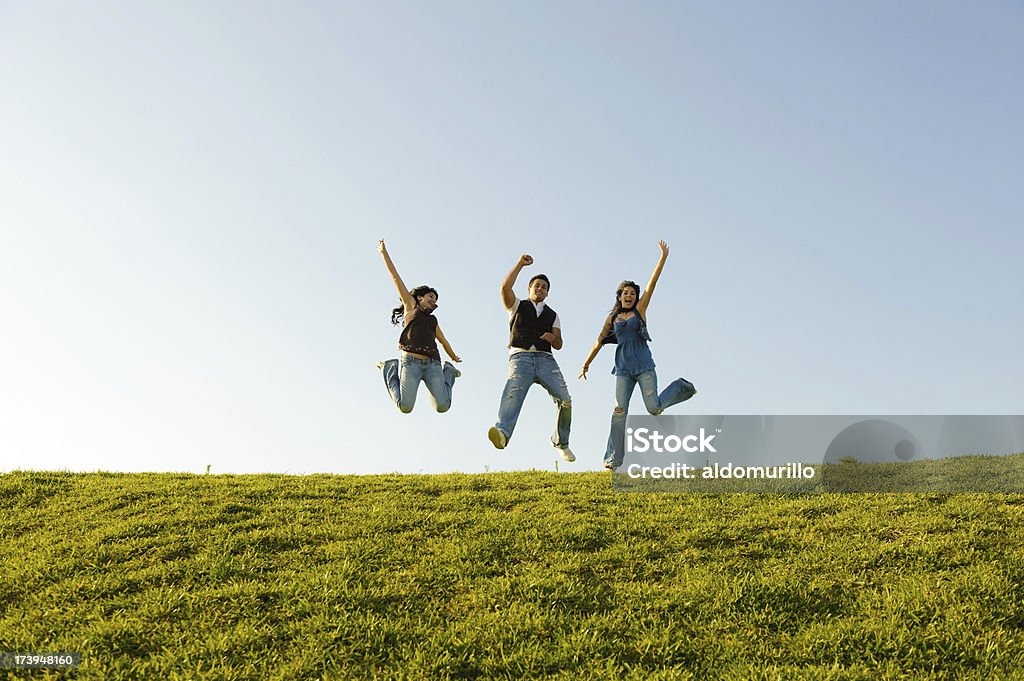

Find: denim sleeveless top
<box><xmin>611</xmin><ymin>314</ymin><xmax>656</xmax><ymax>377</ymax></box>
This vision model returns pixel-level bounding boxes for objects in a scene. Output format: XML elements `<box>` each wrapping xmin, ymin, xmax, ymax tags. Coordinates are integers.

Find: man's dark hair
<box><xmin>528</xmin><ymin>274</ymin><xmax>550</xmax><ymax>289</ymax></box>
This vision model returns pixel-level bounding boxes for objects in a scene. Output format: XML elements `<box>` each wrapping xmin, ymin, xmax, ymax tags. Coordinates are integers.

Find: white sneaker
<box><xmin>555</xmin><ymin>446</ymin><xmax>575</xmax><ymax>462</ymax></box>
<box><xmin>488</xmin><ymin>427</ymin><xmax>508</xmax><ymax>450</ymax></box>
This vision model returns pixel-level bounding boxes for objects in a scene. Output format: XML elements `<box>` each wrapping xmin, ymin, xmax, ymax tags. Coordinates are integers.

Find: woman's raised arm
<box><xmin>378</xmin><ymin>239</ymin><xmax>415</xmax><ymax>315</ymax></box>
<box><xmin>637</xmin><ymin>240</ymin><xmax>669</xmax><ymax>316</ymax></box>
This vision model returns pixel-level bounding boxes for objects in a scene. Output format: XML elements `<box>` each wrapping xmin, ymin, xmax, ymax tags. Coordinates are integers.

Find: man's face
<box><xmin>528</xmin><ymin>278</ymin><xmax>549</xmax><ymax>303</ymax></box>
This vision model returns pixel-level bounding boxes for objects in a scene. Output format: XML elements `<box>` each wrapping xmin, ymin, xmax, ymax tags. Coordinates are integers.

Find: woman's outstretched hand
<box><xmin>659</xmin><ymin>240</ymin><xmax>669</xmax><ymax>257</ymax></box>
<box><xmin>578</xmin><ymin>365</ymin><xmax>590</xmax><ymax>380</ymax></box>
<box><xmin>377</xmin><ymin>239</ymin><xmax>387</xmax><ymax>254</ymax></box>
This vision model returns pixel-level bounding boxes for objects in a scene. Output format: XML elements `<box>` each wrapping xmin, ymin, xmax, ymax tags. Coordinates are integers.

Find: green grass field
<box><xmin>615</xmin><ymin>452</ymin><xmax>1024</xmax><ymax>494</ymax></box>
<box><xmin>3</xmin><ymin>470</ymin><xmax>1024</xmax><ymax>679</ymax></box>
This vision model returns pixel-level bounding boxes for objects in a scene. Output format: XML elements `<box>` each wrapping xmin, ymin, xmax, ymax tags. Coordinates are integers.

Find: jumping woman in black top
<box><xmin>376</xmin><ymin>239</ymin><xmax>461</xmax><ymax>413</ymax></box>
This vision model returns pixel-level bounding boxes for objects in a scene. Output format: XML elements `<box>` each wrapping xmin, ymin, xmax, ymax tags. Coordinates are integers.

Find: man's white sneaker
<box><xmin>488</xmin><ymin>427</ymin><xmax>508</xmax><ymax>450</ymax></box>
<box><xmin>556</xmin><ymin>446</ymin><xmax>575</xmax><ymax>462</ymax></box>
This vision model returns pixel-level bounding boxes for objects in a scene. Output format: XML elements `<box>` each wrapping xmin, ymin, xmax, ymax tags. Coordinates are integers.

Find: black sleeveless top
<box><xmin>509</xmin><ymin>300</ymin><xmax>557</xmax><ymax>353</ymax></box>
<box><xmin>399</xmin><ymin>307</ymin><xmax>440</xmax><ymax>360</ymax></box>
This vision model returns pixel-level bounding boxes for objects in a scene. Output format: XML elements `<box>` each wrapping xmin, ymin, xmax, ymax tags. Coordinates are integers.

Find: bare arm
<box><xmin>435</xmin><ymin>324</ymin><xmax>461</xmax><ymax>362</ymax></box>
<box><xmin>579</xmin><ymin>314</ymin><xmax>615</xmax><ymax>379</ymax></box>
<box><xmin>501</xmin><ymin>254</ymin><xmax>533</xmax><ymax>309</ymax></box>
<box><xmin>378</xmin><ymin>239</ymin><xmax>415</xmax><ymax>315</ymax></box>
<box><xmin>539</xmin><ymin>326</ymin><xmax>563</xmax><ymax>351</ymax></box>
<box><xmin>637</xmin><ymin>240</ymin><xmax>669</xmax><ymax>317</ymax></box>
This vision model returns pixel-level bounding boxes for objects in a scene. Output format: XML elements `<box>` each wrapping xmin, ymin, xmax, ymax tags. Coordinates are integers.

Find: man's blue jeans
<box><xmin>493</xmin><ymin>352</ymin><xmax>572</xmax><ymax>448</ymax></box>
<box><xmin>605</xmin><ymin>371</ymin><xmax>696</xmax><ymax>468</ymax></box>
<box><xmin>381</xmin><ymin>355</ymin><xmax>458</xmax><ymax>413</ymax></box>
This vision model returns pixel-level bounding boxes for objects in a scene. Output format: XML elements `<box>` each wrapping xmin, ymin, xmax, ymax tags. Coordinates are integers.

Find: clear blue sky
<box><xmin>2</xmin><ymin>2</ymin><xmax>1021</xmax><ymax>474</ymax></box>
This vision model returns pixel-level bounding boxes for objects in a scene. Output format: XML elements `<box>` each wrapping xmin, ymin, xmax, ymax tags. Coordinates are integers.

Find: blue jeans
<box><xmin>605</xmin><ymin>370</ymin><xmax>696</xmax><ymax>467</ymax></box>
<box><xmin>381</xmin><ymin>355</ymin><xmax>458</xmax><ymax>413</ymax></box>
<box><xmin>494</xmin><ymin>352</ymin><xmax>572</xmax><ymax>448</ymax></box>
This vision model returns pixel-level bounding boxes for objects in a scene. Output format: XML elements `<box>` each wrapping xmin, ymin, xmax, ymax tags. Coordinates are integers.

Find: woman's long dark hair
<box><xmin>391</xmin><ymin>285</ymin><xmax>438</xmax><ymax>325</ymax></box>
<box><xmin>600</xmin><ymin>280</ymin><xmax>644</xmax><ymax>345</ymax></box>
<box><xmin>611</xmin><ymin>280</ymin><xmax>641</xmax><ymax>317</ymax></box>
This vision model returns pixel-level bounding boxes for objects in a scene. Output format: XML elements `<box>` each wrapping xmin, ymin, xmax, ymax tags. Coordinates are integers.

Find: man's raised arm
<box><xmin>500</xmin><ymin>254</ymin><xmax>533</xmax><ymax>309</ymax></box>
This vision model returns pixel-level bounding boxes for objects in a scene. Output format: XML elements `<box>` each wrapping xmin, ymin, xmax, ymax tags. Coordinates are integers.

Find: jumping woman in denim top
<box><xmin>579</xmin><ymin>240</ymin><xmax>697</xmax><ymax>470</ymax></box>
<box><xmin>376</xmin><ymin>239</ymin><xmax>462</xmax><ymax>414</ymax></box>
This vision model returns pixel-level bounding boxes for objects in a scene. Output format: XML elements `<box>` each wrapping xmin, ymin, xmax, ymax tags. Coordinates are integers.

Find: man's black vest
<box><xmin>509</xmin><ymin>300</ymin><xmax>557</xmax><ymax>352</ymax></box>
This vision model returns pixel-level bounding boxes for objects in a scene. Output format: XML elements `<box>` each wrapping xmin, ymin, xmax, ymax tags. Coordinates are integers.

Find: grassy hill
<box><xmin>615</xmin><ymin>452</ymin><xmax>1024</xmax><ymax>493</ymax></box>
<box><xmin>2</xmin><ymin>470</ymin><xmax>1024</xmax><ymax>679</ymax></box>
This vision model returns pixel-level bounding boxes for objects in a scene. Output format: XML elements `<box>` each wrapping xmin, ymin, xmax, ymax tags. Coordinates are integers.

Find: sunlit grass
<box><xmin>2</xmin><ymin>471</ymin><xmax>1024</xmax><ymax>679</ymax></box>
